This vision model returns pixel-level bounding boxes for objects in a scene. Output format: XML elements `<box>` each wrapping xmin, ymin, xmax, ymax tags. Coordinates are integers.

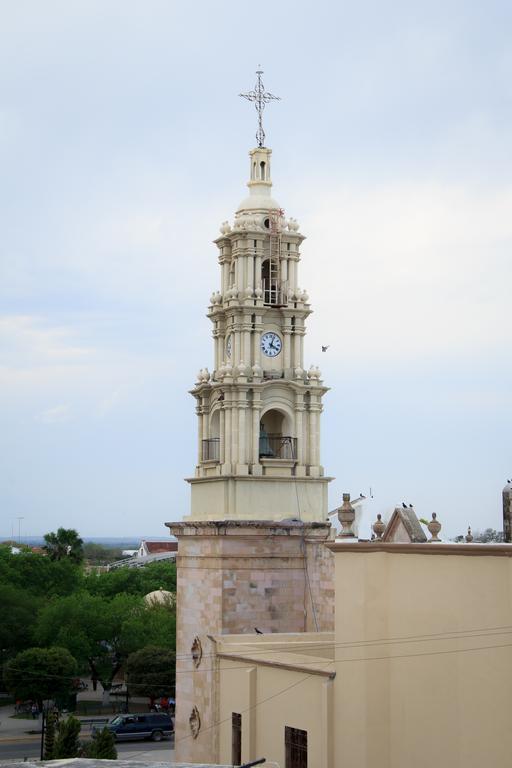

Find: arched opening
<box><xmin>259</xmin><ymin>408</ymin><xmax>296</xmax><ymax>460</ymax></box>
<box><xmin>261</xmin><ymin>258</ymin><xmax>280</xmax><ymax>305</ymax></box>
<box><xmin>203</xmin><ymin>410</ymin><xmax>220</xmax><ymax>462</ymax></box>
<box><xmin>252</xmin><ymin>161</ymin><xmax>256</xmax><ymax>180</ymax></box>
<box><xmin>260</xmin><ymin>161</ymin><xmax>266</xmax><ymax>180</ymax></box>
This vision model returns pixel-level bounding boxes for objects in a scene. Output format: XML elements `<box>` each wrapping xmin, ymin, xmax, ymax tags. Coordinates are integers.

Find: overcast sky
<box><xmin>1</xmin><ymin>0</ymin><xmax>511</xmax><ymax>539</ymax></box>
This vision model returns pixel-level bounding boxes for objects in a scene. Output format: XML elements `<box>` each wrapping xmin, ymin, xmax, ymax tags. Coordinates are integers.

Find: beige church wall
<box><xmin>328</xmin><ymin>543</ymin><xmax>512</xmax><ymax>768</ymax></box>
<box><xmin>189</xmin><ymin>475</ymin><xmax>330</xmax><ymax>521</ymax></box>
<box><xmin>217</xmin><ymin>655</ymin><xmax>334</xmax><ymax>768</ymax></box>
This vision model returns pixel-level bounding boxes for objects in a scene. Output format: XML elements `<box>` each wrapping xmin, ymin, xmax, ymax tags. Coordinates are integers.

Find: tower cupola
<box><xmin>237</xmin><ymin>147</ymin><xmax>280</xmax><ymax>213</ymax></box>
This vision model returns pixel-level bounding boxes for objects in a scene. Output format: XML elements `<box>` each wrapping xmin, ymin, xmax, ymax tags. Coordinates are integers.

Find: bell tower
<box><xmin>168</xmin><ymin>74</ymin><xmax>336</xmax><ymax>764</ymax></box>
<box><xmin>188</xmin><ymin>144</ymin><xmax>332</xmax><ymax>521</ymax></box>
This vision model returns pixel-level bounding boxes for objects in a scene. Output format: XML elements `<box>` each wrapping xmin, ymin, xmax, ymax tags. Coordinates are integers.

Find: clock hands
<box><xmin>261</xmin><ymin>333</ymin><xmax>281</xmax><ymax>357</ymax></box>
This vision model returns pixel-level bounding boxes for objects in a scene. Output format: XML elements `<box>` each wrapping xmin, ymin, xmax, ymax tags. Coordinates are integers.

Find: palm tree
<box><xmin>43</xmin><ymin>528</ymin><xmax>84</xmax><ymax>563</ymax></box>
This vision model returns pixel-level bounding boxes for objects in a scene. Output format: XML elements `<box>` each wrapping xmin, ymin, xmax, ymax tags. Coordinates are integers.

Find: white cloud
<box><xmin>299</xmin><ymin>182</ymin><xmax>512</xmax><ymax>364</ymax></box>
<box><xmin>96</xmin><ymin>390</ymin><xmax>121</xmax><ymax>419</ymax></box>
<box><xmin>36</xmin><ymin>404</ymin><xmax>71</xmax><ymax>424</ymax></box>
<box><xmin>0</xmin><ymin>315</ymin><xmax>93</xmax><ymax>368</ymax></box>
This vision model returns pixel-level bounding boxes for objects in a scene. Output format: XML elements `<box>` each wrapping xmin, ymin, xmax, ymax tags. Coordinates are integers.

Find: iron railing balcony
<box><xmin>259</xmin><ymin>434</ymin><xmax>297</xmax><ymax>460</ymax></box>
<box><xmin>202</xmin><ymin>438</ymin><xmax>220</xmax><ymax>462</ymax></box>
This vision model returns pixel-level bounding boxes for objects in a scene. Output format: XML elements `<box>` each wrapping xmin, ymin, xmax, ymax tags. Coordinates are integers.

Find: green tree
<box><xmin>44</xmin><ymin>711</ymin><xmax>57</xmax><ymax>760</ymax></box>
<box><xmin>0</xmin><ymin>584</ymin><xmax>40</xmax><ymax>656</ymax></box>
<box><xmin>83</xmin><ymin>560</ymin><xmax>176</xmax><ymax>599</ymax></box>
<box><xmin>36</xmin><ymin>592</ymin><xmax>170</xmax><ymax>694</ymax></box>
<box><xmin>44</xmin><ymin>528</ymin><xmax>84</xmax><ymax>564</ymax></box>
<box><xmin>0</xmin><ymin>547</ymin><xmax>82</xmax><ymax>597</ymax></box>
<box><xmin>4</xmin><ymin>647</ymin><xmax>77</xmax><ymax>709</ymax></box>
<box><xmin>83</xmin><ymin>727</ymin><xmax>117</xmax><ymax>759</ymax></box>
<box><xmin>126</xmin><ymin>645</ymin><xmax>175</xmax><ymax>699</ymax></box>
<box><xmin>53</xmin><ymin>716</ymin><xmax>81</xmax><ymax>759</ymax></box>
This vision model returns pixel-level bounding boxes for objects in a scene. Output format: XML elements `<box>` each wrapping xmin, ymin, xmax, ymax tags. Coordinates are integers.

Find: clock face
<box><xmin>226</xmin><ymin>334</ymin><xmax>232</xmax><ymax>358</ymax></box>
<box><xmin>261</xmin><ymin>332</ymin><xmax>282</xmax><ymax>357</ymax></box>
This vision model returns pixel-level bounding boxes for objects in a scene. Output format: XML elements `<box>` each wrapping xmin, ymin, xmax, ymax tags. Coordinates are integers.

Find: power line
<box><xmin>173</xmin><ymin>635</ymin><xmax>512</xmax><ymax>749</ymax></box>
<box><xmin>7</xmin><ymin>623</ymin><xmax>512</xmax><ymax>683</ymax></box>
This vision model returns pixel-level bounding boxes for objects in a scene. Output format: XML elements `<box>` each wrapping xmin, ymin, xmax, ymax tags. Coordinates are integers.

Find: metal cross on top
<box><xmin>239</xmin><ymin>69</ymin><xmax>280</xmax><ymax>148</ymax></box>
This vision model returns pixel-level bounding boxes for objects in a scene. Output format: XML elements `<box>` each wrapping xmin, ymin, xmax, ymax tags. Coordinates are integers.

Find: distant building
<box><xmin>137</xmin><ymin>539</ymin><xmax>177</xmax><ymax>558</ymax></box>
<box><xmin>107</xmin><ymin>539</ymin><xmax>178</xmax><ymax>571</ymax></box>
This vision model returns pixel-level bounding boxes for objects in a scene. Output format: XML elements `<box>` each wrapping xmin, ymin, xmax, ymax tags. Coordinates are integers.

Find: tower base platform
<box><xmin>186</xmin><ymin>474</ymin><xmax>333</xmax><ymax>522</ymax></box>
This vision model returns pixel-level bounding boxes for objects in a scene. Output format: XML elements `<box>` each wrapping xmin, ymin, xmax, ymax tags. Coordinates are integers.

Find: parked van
<box><xmin>96</xmin><ymin>713</ymin><xmax>173</xmax><ymax>741</ymax></box>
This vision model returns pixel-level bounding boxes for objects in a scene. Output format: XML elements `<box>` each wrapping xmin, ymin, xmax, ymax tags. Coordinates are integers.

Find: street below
<box><xmin>0</xmin><ymin>738</ymin><xmax>174</xmax><ymax>761</ymax></box>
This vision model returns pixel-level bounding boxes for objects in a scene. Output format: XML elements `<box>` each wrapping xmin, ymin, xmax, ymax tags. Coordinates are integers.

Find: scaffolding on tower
<box><xmin>263</xmin><ymin>208</ymin><xmax>288</xmax><ymax>306</ymax></box>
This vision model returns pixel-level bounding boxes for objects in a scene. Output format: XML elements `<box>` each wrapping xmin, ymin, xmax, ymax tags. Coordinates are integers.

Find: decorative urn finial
<box><xmin>337</xmin><ymin>493</ymin><xmax>356</xmax><ymax>538</ymax></box>
<box><xmin>372</xmin><ymin>513</ymin><xmax>386</xmax><ymax>540</ymax></box>
<box><xmin>465</xmin><ymin>526</ymin><xmax>473</xmax><ymax>543</ymax></box>
<box><xmin>427</xmin><ymin>513</ymin><xmax>442</xmax><ymax>542</ymax></box>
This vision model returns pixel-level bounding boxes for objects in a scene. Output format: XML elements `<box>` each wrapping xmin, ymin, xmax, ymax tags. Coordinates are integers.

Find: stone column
<box><xmin>295</xmin><ymin>394</ymin><xmax>305</xmax><ymax>475</ymax></box>
<box><xmin>253</xmin><ymin>316</ymin><xmax>263</xmax><ymax>367</ymax></box>
<box><xmin>299</xmin><ymin>330</ymin><xmax>305</xmax><ymax>365</ymax></box>
<box><xmin>255</xmin><ymin>252</ymin><xmax>262</xmax><ymax>290</ymax></box>
<box><xmin>243</xmin><ymin>326</ymin><xmax>251</xmax><ymax>363</ymax></box>
<box><xmin>214</xmin><ymin>332</ymin><xmax>222</xmax><ymax>369</ymax></box>
<box><xmin>222</xmin><ymin>262</ymin><xmax>229</xmax><ymax>295</ymax></box>
<box><xmin>224</xmin><ymin>400</ymin><xmax>232</xmax><ymax>469</ymax></box>
<box><xmin>309</xmin><ymin>406</ymin><xmax>317</xmax><ymax>468</ymax></box>
<box><xmin>282</xmin><ymin>316</ymin><xmax>292</xmax><ymax>370</ymax></box>
<box><xmin>281</xmin><ymin>257</ymin><xmax>288</xmax><ymax>283</ymax></box>
<box><xmin>236</xmin><ymin>251</ymin><xmax>247</xmax><ymax>294</ymax></box>
<box><xmin>288</xmin><ymin>258</ymin><xmax>296</xmax><ymax>291</ymax></box>
<box><xmin>202</xmin><ymin>399</ymin><xmax>209</xmax><ymax>443</ymax></box>
<box><xmin>247</xmin><ymin>253</ymin><xmax>254</xmax><ymax>290</ymax></box>
<box><xmin>219</xmin><ymin>406</ymin><xmax>225</xmax><ymax>464</ymax></box>
<box><xmin>293</xmin><ymin>331</ymin><xmax>301</xmax><ymax>369</ymax></box>
<box><xmin>309</xmin><ymin>401</ymin><xmax>321</xmax><ymax>477</ymax></box>
<box><xmin>196</xmin><ymin>404</ymin><xmax>203</xmax><ymax>467</ymax></box>
<box><xmin>232</xmin><ymin>396</ymin><xmax>239</xmax><ymax>466</ymax></box>
<box><xmin>237</xmin><ymin>389</ymin><xmax>248</xmax><ymax>471</ymax></box>
<box><xmin>251</xmin><ymin>390</ymin><xmax>262</xmax><ymax>475</ymax></box>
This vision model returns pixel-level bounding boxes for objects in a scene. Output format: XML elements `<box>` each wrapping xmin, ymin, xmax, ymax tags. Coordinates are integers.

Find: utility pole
<box><xmin>17</xmin><ymin>516</ymin><xmax>24</xmax><ymax>545</ymax></box>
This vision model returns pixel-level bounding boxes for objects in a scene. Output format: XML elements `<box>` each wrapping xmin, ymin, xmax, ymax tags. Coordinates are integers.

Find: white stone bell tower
<box><xmin>188</xmin><ymin>145</ymin><xmax>332</xmax><ymax>521</ymax></box>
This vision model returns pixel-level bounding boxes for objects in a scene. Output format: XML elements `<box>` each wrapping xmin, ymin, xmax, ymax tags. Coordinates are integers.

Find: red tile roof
<box><xmin>144</xmin><ymin>541</ymin><xmax>178</xmax><ymax>554</ymax></box>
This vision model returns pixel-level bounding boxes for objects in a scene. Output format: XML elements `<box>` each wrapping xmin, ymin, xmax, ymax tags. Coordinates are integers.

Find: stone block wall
<box><xmin>166</xmin><ymin>520</ymin><xmax>334</xmax><ymax>764</ymax></box>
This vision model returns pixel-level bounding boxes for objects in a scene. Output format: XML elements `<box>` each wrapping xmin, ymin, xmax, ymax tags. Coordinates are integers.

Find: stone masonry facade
<box><xmin>166</xmin><ymin>520</ymin><xmax>334</xmax><ymax>764</ymax></box>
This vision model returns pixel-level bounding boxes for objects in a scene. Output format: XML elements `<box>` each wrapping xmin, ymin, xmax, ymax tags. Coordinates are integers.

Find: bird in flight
<box><xmin>321</xmin><ymin>345</ymin><xmax>329</xmax><ymax>352</ymax></box>
<box><xmin>254</xmin><ymin>627</ymin><xmax>263</xmax><ymax>635</ymax></box>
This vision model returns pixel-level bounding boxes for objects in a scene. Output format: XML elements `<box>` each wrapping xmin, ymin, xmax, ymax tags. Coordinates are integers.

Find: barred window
<box><xmin>285</xmin><ymin>725</ymin><xmax>307</xmax><ymax>768</ymax></box>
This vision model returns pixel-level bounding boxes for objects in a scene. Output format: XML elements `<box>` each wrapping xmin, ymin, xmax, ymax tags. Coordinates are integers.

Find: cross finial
<box><xmin>239</xmin><ymin>69</ymin><xmax>280</xmax><ymax>148</ymax></box>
